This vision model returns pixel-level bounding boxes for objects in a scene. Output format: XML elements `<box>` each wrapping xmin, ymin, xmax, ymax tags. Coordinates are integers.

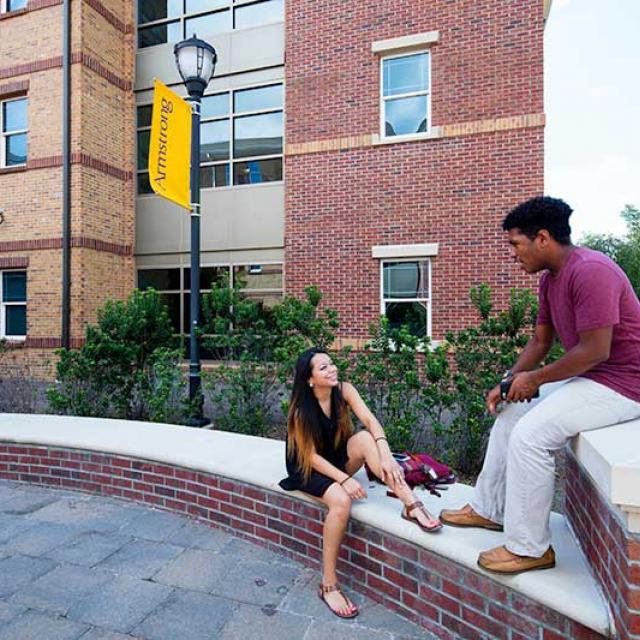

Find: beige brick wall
<box><xmin>0</xmin><ymin>0</ymin><xmax>136</xmax><ymax>376</ymax></box>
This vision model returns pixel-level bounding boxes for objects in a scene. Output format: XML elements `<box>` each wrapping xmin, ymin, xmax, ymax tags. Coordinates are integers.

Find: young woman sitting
<box><xmin>279</xmin><ymin>347</ymin><xmax>441</xmax><ymax>619</ymax></box>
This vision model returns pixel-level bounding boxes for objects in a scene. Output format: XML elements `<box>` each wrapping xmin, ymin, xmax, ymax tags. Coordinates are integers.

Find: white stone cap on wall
<box><xmin>0</xmin><ymin>413</ymin><xmax>614</xmax><ymax>637</ymax></box>
<box><xmin>572</xmin><ymin>418</ymin><xmax>640</xmax><ymax>534</ymax></box>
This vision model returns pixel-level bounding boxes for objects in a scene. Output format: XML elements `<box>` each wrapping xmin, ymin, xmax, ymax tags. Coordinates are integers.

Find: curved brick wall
<box><xmin>0</xmin><ymin>442</ymin><xmax>605</xmax><ymax>640</ymax></box>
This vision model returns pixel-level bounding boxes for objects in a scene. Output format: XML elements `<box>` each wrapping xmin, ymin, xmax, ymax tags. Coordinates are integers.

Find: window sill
<box><xmin>372</xmin><ymin>128</ymin><xmax>442</xmax><ymax>146</ymax></box>
<box><xmin>1</xmin><ymin>337</ymin><xmax>26</xmax><ymax>346</ymax></box>
<box><xmin>0</xmin><ymin>165</ymin><xmax>27</xmax><ymax>175</ymax></box>
<box><xmin>0</xmin><ymin>8</ymin><xmax>27</xmax><ymax>20</ymax></box>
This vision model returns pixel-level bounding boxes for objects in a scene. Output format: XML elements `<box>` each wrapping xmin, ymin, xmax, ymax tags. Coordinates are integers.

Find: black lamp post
<box><xmin>174</xmin><ymin>35</ymin><xmax>217</xmax><ymax>426</ymax></box>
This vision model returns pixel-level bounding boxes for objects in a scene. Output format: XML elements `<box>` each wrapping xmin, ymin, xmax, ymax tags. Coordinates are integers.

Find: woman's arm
<box><xmin>341</xmin><ymin>382</ymin><xmax>385</xmax><ymax>439</ymax></box>
<box><xmin>341</xmin><ymin>382</ymin><xmax>403</xmax><ymax>486</ymax></box>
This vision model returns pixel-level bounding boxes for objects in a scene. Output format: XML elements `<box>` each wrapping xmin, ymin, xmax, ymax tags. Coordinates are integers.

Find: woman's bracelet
<box><xmin>339</xmin><ymin>475</ymin><xmax>351</xmax><ymax>486</ymax></box>
<box><xmin>375</xmin><ymin>436</ymin><xmax>388</xmax><ymax>443</ymax></box>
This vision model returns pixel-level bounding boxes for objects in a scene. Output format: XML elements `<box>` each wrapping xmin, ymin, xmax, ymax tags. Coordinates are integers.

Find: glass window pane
<box><xmin>137</xmin><ymin>0</ymin><xmax>181</xmax><ymax>24</ymax></box>
<box><xmin>201</xmin><ymin>119</ymin><xmax>230</xmax><ymax>162</ymax></box>
<box><xmin>201</xmin><ymin>93</ymin><xmax>229</xmax><ymax>119</ymax></box>
<box><xmin>2</xmin><ymin>272</ymin><xmax>26</xmax><ymax>302</ymax></box>
<box><xmin>383</xmin><ymin>261</ymin><xmax>429</xmax><ymax>299</ymax></box>
<box><xmin>384</xmin><ymin>95</ymin><xmax>427</xmax><ymax>137</ymax></box>
<box><xmin>239</xmin><ymin>291</ymin><xmax>282</xmax><ymax>309</ymax></box>
<box><xmin>137</xmin><ymin>105</ymin><xmax>153</xmax><ymax>128</ymax></box>
<box><xmin>186</xmin><ymin>0</ymin><xmax>227</xmax><ymax>13</ymax></box>
<box><xmin>201</xmin><ymin>164</ymin><xmax>230</xmax><ymax>188</ymax></box>
<box><xmin>185</xmin><ymin>10</ymin><xmax>230</xmax><ymax>38</ymax></box>
<box><xmin>5</xmin><ymin>306</ymin><xmax>26</xmax><ymax>336</ymax></box>
<box><xmin>234</xmin><ymin>84</ymin><xmax>282</xmax><ymax>114</ymax></box>
<box><xmin>138</xmin><ymin>21</ymin><xmax>181</xmax><ymax>48</ymax></box>
<box><xmin>138</xmin><ymin>269</ymin><xmax>180</xmax><ymax>290</ymax></box>
<box><xmin>184</xmin><ymin>266</ymin><xmax>228</xmax><ymax>290</ymax></box>
<box><xmin>8</xmin><ymin>0</ymin><xmax>28</xmax><ymax>10</ymax></box>
<box><xmin>137</xmin><ymin>130</ymin><xmax>150</xmax><ymax>170</ymax></box>
<box><xmin>233</xmin><ymin>112</ymin><xmax>282</xmax><ymax>158</ymax></box>
<box><xmin>5</xmin><ymin>134</ymin><xmax>27</xmax><ymax>165</ymax></box>
<box><xmin>233</xmin><ymin>158</ymin><xmax>282</xmax><ymax>185</ymax></box>
<box><xmin>383</xmin><ymin>53</ymin><xmax>429</xmax><ymax>97</ymax></box>
<box><xmin>235</xmin><ymin>0</ymin><xmax>283</xmax><ymax>29</ymax></box>
<box><xmin>385</xmin><ymin>301</ymin><xmax>427</xmax><ymax>338</ymax></box>
<box><xmin>233</xmin><ymin>264</ymin><xmax>282</xmax><ymax>289</ymax></box>
<box><xmin>3</xmin><ymin>98</ymin><xmax>27</xmax><ymax>132</ymax></box>
<box><xmin>137</xmin><ymin>172</ymin><xmax>153</xmax><ymax>194</ymax></box>
<box><xmin>160</xmin><ymin>293</ymin><xmax>181</xmax><ymax>333</ymax></box>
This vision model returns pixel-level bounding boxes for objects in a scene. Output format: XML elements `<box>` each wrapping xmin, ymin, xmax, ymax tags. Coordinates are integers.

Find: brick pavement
<box><xmin>0</xmin><ymin>480</ymin><xmax>431</xmax><ymax>639</ymax></box>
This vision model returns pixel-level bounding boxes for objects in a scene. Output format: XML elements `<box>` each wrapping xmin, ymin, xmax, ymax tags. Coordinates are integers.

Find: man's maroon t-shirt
<box><xmin>537</xmin><ymin>247</ymin><xmax>640</xmax><ymax>402</ymax></box>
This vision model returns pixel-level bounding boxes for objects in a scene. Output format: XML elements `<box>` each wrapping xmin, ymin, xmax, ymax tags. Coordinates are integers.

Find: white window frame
<box><xmin>379</xmin><ymin>258</ymin><xmax>432</xmax><ymax>339</ymax></box>
<box><xmin>0</xmin><ymin>0</ymin><xmax>27</xmax><ymax>13</ymax></box>
<box><xmin>1</xmin><ymin>96</ymin><xmax>28</xmax><ymax>168</ymax></box>
<box><xmin>0</xmin><ymin>270</ymin><xmax>27</xmax><ymax>340</ymax></box>
<box><xmin>379</xmin><ymin>50</ymin><xmax>431</xmax><ymax>140</ymax></box>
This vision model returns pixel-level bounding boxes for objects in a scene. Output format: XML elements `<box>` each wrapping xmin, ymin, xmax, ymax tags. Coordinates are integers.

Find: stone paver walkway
<box><xmin>0</xmin><ymin>481</ymin><xmax>432</xmax><ymax>639</ymax></box>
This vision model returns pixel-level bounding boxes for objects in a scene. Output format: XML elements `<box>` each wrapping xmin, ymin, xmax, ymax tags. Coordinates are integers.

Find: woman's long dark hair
<box><xmin>287</xmin><ymin>347</ymin><xmax>353</xmax><ymax>481</ymax></box>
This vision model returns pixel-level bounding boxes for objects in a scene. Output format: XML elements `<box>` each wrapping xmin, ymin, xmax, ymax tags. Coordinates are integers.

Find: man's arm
<box><xmin>486</xmin><ymin>324</ymin><xmax>555</xmax><ymax>413</ymax></box>
<box><xmin>507</xmin><ymin>326</ymin><xmax>612</xmax><ymax>402</ymax></box>
<box><xmin>511</xmin><ymin>323</ymin><xmax>556</xmax><ymax>374</ymax></box>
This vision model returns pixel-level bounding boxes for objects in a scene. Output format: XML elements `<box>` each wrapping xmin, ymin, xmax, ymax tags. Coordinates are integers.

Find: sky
<box><xmin>544</xmin><ymin>0</ymin><xmax>640</xmax><ymax>240</ymax></box>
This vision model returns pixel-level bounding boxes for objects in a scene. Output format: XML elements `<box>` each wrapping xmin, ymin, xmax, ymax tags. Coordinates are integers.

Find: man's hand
<box><xmin>486</xmin><ymin>384</ymin><xmax>502</xmax><ymax>415</ymax></box>
<box><xmin>506</xmin><ymin>371</ymin><xmax>540</xmax><ymax>403</ymax></box>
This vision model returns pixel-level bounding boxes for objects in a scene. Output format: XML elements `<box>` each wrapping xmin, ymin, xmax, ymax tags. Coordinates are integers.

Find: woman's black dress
<box><xmin>279</xmin><ymin>401</ymin><xmax>349</xmax><ymax>498</ymax></box>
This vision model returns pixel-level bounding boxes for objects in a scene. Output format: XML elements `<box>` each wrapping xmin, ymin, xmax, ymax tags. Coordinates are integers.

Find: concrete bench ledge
<box><xmin>0</xmin><ymin>414</ymin><xmax>612</xmax><ymax>639</ymax></box>
<box><xmin>573</xmin><ymin>419</ymin><xmax>640</xmax><ymax>534</ymax></box>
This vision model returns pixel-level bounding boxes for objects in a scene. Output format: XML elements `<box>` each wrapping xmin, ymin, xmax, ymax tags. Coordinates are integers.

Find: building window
<box><xmin>380</xmin><ymin>51</ymin><xmax>430</xmax><ymax>138</ymax></box>
<box><xmin>381</xmin><ymin>259</ymin><xmax>431</xmax><ymax>338</ymax></box>
<box><xmin>1</xmin><ymin>97</ymin><xmax>27</xmax><ymax>168</ymax></box>
<box><xmin>0</xmin><ymin>270</ymin><xmax>27</xmax><ymax>339</ymax></box>
<box><xmin>137</xmin><ymin>263</ymin><xmax>283</xmax><ymax>335</ymax></box>
<box><xmin>137</xmin><ymin>0</ymin><xmax>284</xmax><ymax>49</ymax></box>
<box><xmin>137</xmin><ymin>83</ymin><xmax>283</xmax><ymax>194</ymax></box>
<box><xmin>0</xmin><ymin>0</ymin><xmax>27</xmax><ymax>13</ymax></box>
<box><xmin>136</xmin><ymin>104</ymin><xmax>153</xmax><ymax>194</ymax></box>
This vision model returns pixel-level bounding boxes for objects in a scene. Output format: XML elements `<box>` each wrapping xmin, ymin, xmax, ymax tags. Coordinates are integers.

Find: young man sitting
<box><xmin>440</xmin><ymin>196</ymin><xmax>640</xmax><ymax>574</ymax></box>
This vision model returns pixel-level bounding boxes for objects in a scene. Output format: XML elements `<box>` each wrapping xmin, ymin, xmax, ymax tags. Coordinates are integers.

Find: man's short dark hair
<box><xmin>502</xmin><ymin>196</ymin><xmax>573</xmax><ymax>245</ymax></box>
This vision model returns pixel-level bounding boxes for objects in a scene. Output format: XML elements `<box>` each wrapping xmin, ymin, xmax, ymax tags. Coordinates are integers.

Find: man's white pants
<box><xmin>470</xmin><ymin>377</ymin><xmax>640</xmax><ymax>557</ymax></box>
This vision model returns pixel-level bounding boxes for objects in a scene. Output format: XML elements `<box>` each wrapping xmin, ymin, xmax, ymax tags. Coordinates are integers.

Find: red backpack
<box><xmin>366</xmin><ymin>452</ymin><xmax>456</xmax><ymax>497</ymax></box>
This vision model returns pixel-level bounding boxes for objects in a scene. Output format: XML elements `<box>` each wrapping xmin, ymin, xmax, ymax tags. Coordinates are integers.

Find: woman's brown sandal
<box><xmin>401</xmin><ymin>500</ymin><xmax>443</xmax><ymax>533</ymax></box>
<box><xmin>317</xmin><ymin>583</ymin><xmax>359</xmax><ymax>619</ymax></box>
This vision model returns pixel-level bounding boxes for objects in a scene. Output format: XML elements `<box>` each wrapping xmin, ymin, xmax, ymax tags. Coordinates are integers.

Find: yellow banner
<box><xmin>148</xmin><ymin>79</ymin><xmax>192</xmax><ymax>210</ymax></box>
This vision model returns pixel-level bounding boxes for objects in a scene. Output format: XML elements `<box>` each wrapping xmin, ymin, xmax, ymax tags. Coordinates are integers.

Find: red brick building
<box><xmin>285</xmin><ymin>1</ymin><xmax>546</xmax><ymax>343</ymax></box>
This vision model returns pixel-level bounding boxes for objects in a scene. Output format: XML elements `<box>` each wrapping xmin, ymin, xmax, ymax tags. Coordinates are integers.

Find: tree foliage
<box><xmin>581</xmin><ymin>204</ymin><xmax>640</xmax><ymax>298</ymax></box>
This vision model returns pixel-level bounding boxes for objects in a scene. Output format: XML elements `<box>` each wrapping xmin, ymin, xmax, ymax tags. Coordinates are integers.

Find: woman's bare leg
<box><xmin>345</xmin><ymin>431</ymin><xmax>439</xmax><ymax>528</ymax></box>
<box><xmin>319</xmin><ymin>484</ymin><xmax>357</xmax><ymax>614</ymax></box>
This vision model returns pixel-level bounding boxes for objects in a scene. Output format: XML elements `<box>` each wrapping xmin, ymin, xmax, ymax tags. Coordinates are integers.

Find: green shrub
<box><xmin>423</xmin><ymin>285</ymin><xmax>542</xmax><ymax>476</ymax></box>
<box><xmin>347</xmin><ymin>319</ymin><xmax>424</xmax><ymax>451</ymax></box>
<box><xmin>47</xmin><ymin>289</ymin><xmax>188</xmax><ymax>422</ymax></box>
<box><xmin>201</xmin><ymin>284</ymin><xmax>340</xmax><ymax>436</ymax></box>
<box><xmin>204</xmin><ymin>360</ymin><xmax>283</xmax><ymax>437</ymax></box>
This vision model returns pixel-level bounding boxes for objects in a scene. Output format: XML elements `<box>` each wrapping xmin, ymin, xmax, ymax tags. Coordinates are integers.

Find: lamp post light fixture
<box><xmin>174</xmin><ymin>35</ymin><xmax>217</xmax><ymax>426</ymax></box>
